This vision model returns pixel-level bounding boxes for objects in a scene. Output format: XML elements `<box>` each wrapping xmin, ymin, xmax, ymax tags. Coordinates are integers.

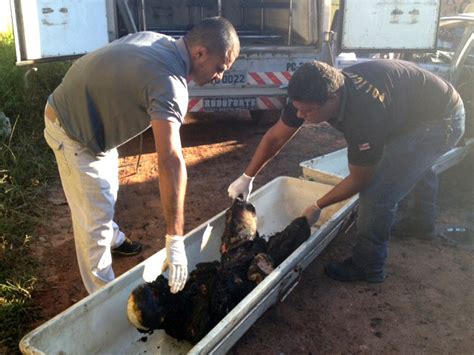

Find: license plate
<box><xmin>214</xmin><ymin>70</ymin><xmax>247</xmax><ymax>85</ymax></box>
<box><xmin>203</xmin><ymin>97</ymin><xmax>257</xmax><ymax>111</ymax></box>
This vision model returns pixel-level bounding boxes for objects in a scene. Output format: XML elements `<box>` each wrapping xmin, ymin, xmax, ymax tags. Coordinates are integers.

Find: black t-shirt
<box><xmin>282</xmin><ymin>60</ymin><xmax>461</xmax><ymax>166</ymax></box>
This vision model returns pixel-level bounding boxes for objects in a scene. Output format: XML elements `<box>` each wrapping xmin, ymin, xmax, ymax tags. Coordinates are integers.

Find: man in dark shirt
<box><xmin>228</xmin><ymin>60</ymin><xmax>465</xmax><ymax>282</ymax></box>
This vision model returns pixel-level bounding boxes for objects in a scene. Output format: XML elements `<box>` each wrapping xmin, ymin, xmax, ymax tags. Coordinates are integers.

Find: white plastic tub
<box><xmin>431</xmin><ymin>139</ymin><xmax>474</xmax><ymax>174</ymax></box>
<box><xmin>300</xmin><ymin>148</ymin><xmax>349</xmax><ymax>185</ymax></box>
<box><xmin>20</xmin><ymin>176</ymin><xmax>357</xmax><ymax>355</ymax></box>
<box><xmin>300</xmin><ymin>140</ymin><xmax>474</xmax><ymax>184</ymax></box>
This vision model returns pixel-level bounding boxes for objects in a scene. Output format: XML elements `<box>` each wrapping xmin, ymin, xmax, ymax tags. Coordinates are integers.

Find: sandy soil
<box><xmin>31</xmin><ymin>111</ymin><xmax>473</xmax><ymax>353</ymax></box>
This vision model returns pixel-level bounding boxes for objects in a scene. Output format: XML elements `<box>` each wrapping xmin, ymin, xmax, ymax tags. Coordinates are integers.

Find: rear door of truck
<box><xmin>9</xmin><ymin>0</ymin><xmax>117</xmax><ymax>65</ymax></box>
<box><xmin>335</xmin><ymin>0</ymin><xmax>441</xmax><ymax>68</ymax></box>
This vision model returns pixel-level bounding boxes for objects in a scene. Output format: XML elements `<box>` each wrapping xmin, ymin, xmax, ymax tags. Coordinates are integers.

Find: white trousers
<box><xmin>44</xmin><ymin>115</ymin><xmax>125</xmax><ymax>294</ymax></box>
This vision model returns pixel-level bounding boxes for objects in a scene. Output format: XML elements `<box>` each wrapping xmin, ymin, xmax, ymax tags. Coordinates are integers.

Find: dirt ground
<box><xmin>31</xmin><ymin>111</ymin><xmax>473</xmax><ymax>353</ymax></box>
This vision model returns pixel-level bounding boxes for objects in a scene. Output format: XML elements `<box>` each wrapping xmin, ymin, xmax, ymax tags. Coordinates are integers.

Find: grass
<box><xmin>0</xmin><ymin>32</ymin><xmax>70</xmax><ymax>353</ymax></box>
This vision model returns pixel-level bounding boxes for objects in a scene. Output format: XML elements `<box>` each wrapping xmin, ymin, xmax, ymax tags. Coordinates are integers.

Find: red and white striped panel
<box><xmin>188</xmin><ymin>72</ymin><xmax>293</xmax><ymax>87</ymax></box>
<box><xmin>248</xmin><ymin>71</ymin><xmax>293</xmax><ymax>86</ymax></box>
<box><xmin>188</xmin><ymin>97</ymin><xmax>204</xmax><ymax>112</ymax></box>
<box><xmin>255</xmin><ymin>96</ymin><xmax>286</xmax><ymax>110</ymax></box>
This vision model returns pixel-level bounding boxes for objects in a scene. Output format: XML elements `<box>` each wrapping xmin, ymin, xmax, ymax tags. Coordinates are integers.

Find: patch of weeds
<box><xmin>0</xmin><ymin>255</ymin><xmax>39</xmax><ymax>352</ymax></box>
<box><xmin>0</xmin><ymin>32</ymin><xmax>71</xmax><ymax>353</ymax></box>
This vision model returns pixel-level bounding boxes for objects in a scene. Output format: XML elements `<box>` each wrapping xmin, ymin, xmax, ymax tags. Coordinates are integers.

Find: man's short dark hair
<box><xmin>185</xmin><ymin>17</ymin><xmax>240</xmax><ymax>59</ymax></box>
<box><xmin>288</xmin><ymin>61</ymin><xmax>344</xmax><ymax>104</ymax></box>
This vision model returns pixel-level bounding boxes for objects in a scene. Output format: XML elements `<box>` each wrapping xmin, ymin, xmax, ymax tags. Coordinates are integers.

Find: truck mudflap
<box><xmin>19</xmin><ymin>177</ymin><xmax>357</xmax><ymax>354</ymax></box>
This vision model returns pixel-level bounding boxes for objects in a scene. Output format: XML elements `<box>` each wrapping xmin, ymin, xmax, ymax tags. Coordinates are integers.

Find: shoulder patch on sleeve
<box><xmin>358</xmin><ymin>142</ymin><xmax>371</xmax><ymax>151</ymax></box>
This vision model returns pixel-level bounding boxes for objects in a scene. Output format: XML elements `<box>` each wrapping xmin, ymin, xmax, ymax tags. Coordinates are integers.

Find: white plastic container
<box><xmin>300</xmin><ymin>148</ymin><xmax>349</xmax><ymax>185</ymax></box>
<box><xmin>300</xmin><ymin>141</ymin><xmax>474</xmax><ymax>185</ymax></box>
<box><xmin>20</xmin><ymin>176</ymin><xmax>357</xmax><ymax>355</ymax></box>
<box><xmin>431</xmin><ymin>139</ymin><xmax>474</xmax><ymax>174</ymax></box>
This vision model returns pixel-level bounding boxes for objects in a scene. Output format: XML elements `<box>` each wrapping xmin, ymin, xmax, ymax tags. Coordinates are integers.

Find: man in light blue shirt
<box><xmin>44</xmin><ymin>17</ymin><xmax>240</xmax><ymax>294</ymax></box>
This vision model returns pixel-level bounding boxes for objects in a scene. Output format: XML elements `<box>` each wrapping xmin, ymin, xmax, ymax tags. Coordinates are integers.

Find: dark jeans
<box><xmin>352</xmin><ymin>102</ymin><xmax>465</xmax><ymax>273</ymax></box>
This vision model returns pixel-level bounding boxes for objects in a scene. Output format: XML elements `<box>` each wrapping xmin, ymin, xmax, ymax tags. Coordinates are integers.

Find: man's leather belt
<box><xmin>45</xmin><ymin>104</ymin><xmax>59</xmax><ymax>123</ymax></box>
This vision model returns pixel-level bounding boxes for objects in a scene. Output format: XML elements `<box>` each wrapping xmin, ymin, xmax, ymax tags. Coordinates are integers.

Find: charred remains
<box><xmin>127</xmin><ymin>198</ymin><xmax>310</xmax><ymax>344</ymax></box>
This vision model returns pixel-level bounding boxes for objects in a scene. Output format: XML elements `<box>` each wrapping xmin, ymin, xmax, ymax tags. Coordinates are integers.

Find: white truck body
<box><xmin>9</xmin><ymin>0</ymin><xmax>441</xmax><ymax>114</ymax></box>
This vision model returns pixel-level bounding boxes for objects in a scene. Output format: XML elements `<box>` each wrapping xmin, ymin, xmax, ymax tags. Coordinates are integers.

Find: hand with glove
<box><xmin>162</xmin><ymin>234</ymin><xmax>188</xmax><ymax>293</ymax></box>
<box><xmin>302</xmin><ymin>201</ymin><xmax>322</xmax><ymax>226</ymax></box>
<box><xmin>228</xmin><ymin>173</ymin><xmax>254</xmax><ymax>201</ymax></box>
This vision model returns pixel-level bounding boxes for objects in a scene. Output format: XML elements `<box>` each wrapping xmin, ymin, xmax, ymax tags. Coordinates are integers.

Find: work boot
<box><xmin>324</xmin><ymin>257</ymin><xmax>385</xmax><ymax>283</ymax></box>
<box><xmin>112</xmin><ymin>237</ymin><xmax>143</xmax><ymax>256</ymax></box>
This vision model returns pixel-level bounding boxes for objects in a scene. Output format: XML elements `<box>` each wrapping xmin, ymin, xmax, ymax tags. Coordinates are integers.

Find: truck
<box><xmin>10</xmin><ymin>0</ymin><xmax>456</xmax><ymax>122</ymax></box>
<box><xmin>10</xmin><ymin>0</ymin><xmax>338</xmax><ymax>121</ymax></box>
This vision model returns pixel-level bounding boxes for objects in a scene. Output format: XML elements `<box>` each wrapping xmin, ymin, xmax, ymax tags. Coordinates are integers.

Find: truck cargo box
<box><xmin>20</xmin><ymin>176</ymin><xmax>357</xmax><ymax>354</ymax></box>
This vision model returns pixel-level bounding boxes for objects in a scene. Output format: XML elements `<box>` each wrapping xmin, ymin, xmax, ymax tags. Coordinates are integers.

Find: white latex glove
<box><xmin>227</xmin><ymin>173</ymin><xmax>254</xmax><ymax>201</ymax></box>
<box><xmin>302</xmin><ymin>201</ymin><xmax>322</xmax><ymax>226</ymax></box>
<box><xmin>162</xmin><ymin>234</ymin><xmax>188</xmax><ymax>293</ymax></box>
